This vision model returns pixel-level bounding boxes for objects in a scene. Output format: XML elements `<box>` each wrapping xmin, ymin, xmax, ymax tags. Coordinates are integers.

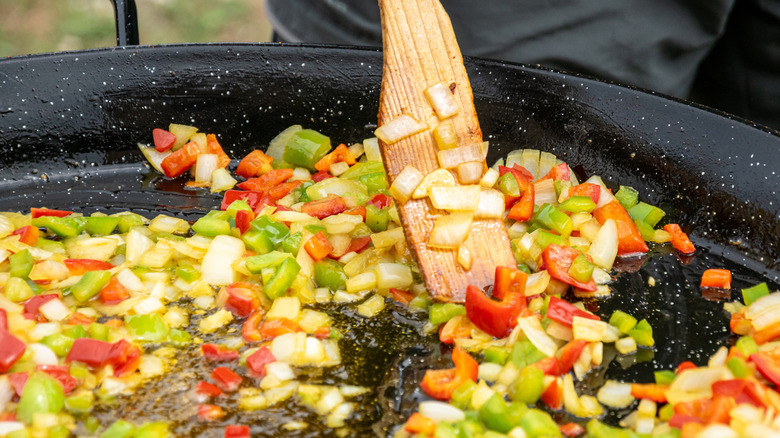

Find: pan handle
<box><xmin>111</xmin><ymin>0</ymin><xmax>140</xmax><ymax>46</ymax></box>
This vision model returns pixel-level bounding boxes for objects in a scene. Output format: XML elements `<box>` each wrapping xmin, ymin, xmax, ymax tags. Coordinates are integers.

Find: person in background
<box><xmin>265</xmin><ymin>0</ymin><xmax>780</xmax><ymax>130</ymax></box>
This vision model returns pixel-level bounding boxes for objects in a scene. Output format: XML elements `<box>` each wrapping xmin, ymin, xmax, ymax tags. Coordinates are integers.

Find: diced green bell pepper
<box><xmin>433</xmin><ymin>421</ymin><xmax>457</xmax><ymax>438</ymax></box>
<box><xmin>101</xmin><ymin>419</ymin><xmax>136</xmax><ymax>438</ymax></box>
<box><xmin>41</xmin><ymin>333</ymin><xmax>74</xmax><ymax>357</ymax></box>
<box><xmin>510</xmin><ymin>366</ymin><xmax>545</xmax><ymax>404</ymax></box>
<box><xmin>339</xmin><ymin>161</ymin><xmax>384</xmax><ymax>180</ymax></box>
<box><xmin>65</xmin><ymin>390</ymin><xmax>95</xmax><ymax>414</ymax></box>
<box><xmin>567</xmin><ymin>253</ymin><xmax>595</xmax><ymax>283</ymax></box>
<box><xmin>245</xmin><ymin>251</ymin><xmax>288</xmax><ymax>274</ymax></box>
<box><xmin>535</xmin><ymin>229</ymin><xmax>563</xmax><ymax>248</ymax></box>
<box><xmin>735</xmin><ymin>335</ymin><xmax>758</xmax><ymax>356</ymax></box>
<box><xmin>633</xmin><ymin>219</ymin><xmax>656</xmax><ymax>241</ymax></box>
<box><xmin>654</xmin><ymin>370</ymin><xmax>677</xmax><ymax>385</ymax></box>
<box><xmin>511</xmin><ymin>339</ymin><xmax>547</xmax><ymax>368</ymax></box>
<box><xmin>358</xmin><ymin>172</ymin><xmax>388</xmax><ymax>194</ymax></box>
<box><xmin>63</xmin><ymin>324</ymin><xmax>88</xmax><ymax>339</ymax></box>
<box><xmin>71</xmin><ymin>270</ymin><xmax>112</xmax><ymax>302</ymax></box>
<box><xmin>295</xmin><ymin>181</ymin><xmax>314</xmax><ymax>203</ymax></box>
<box><xmin>36</xmin><ymin>238</ymin><xmax>66</xmax><ymax>254</ymax></box>
<box><xmin>519</xmin><ymin>409</ymin><xmax>561</xmax><ymax>438</ymax></box>
<box><xmin>615</xmin><ymin>185</ymin><xmax>639</xmax><ymax>210</ymax></box>
<box><xmin>192</xmin><ymin>211</ymin><xmax>231</xmax><ymax>237</ymax></box>
<box><xmin>365</xmin><ymin>204</ymin><xmax>390</xmax><ymax>232</ymax></box>
<box><xmin>628</xmin><ymin>202</ymin><xmax>665</xmax><ymax>227</ymax></box>
<box><xmin>88</xmin><ymin>323</ymin><xmax>110</xmax><ymax>341</ymax></box>
<box><xmin>313</xmin><ymin>259</ymin><xmax>347</xmax><ymax>291</ymax></box>
<box><xmin>609</xmin><ymin>310</ymin><xmax>638</xmax><ymax>335</ymax></box>
<box><xmin>4</xmin><ymin>277</ymin><xmax>33</xmax><ymax>302</ymax></box>
<box><xmin>558</xmin><ymin>195</ymin><xmax>596</xmax><ymax>213</ymax></box>
<box><xmin>125</xmin><ymin>314</ymin><xmax>169</xmax><ymax>342</ymax></box>
<box><xmin>283</xmin><ymin>129</ymin><xmax>332</xmax><ymax>170</ymax></box>
<box><xmin>132</xmin><ymin>422</ymin><xmax>170</xmax><ymax>438</ymax></box>
<box><xmin>225</xmin><ymin>199</ymin><xmax>252</xmax><ymax>218</ymax></box>
<box><xmin>263</xmin><ymin>257</ymin><xmax>301</xmax><ymax>300</ymax></box>
<box><xmin>586</xmin><ymin>419</ymin><xmax>638</xmax><ymax>438</ymax></box>
<box><xmin>628</xmin><ymin>318</ymin><xmax>654</xmax><ymax>347</ymax></box>
<box><xmin>32</xmin><ymin>216</ymin><xmax>86</xmax><ymax>238</ymax></box>
<box><xmin>516</xmin><ymin>263</ymin><xmax>531</xmax><ymax>274</ymax></box>
<box><xmin>9</xmin><ymin>249</ymin><xmax>34</xmax><ymax>278</ymax></box>
<box><xmin>533</xmin><ymin>203</ymin><xmax>573</xmax><ymax>237</ymax></box>
<box><xmin>282</xmin><ymin>231</ymin><xmax>303</xmax><ymax>254</ymax></box>
<box><xmin>727</xmin><ymin>356</ymin><xmax>750</xmax><ymax>378</ymax></box>
<box><xmin>49</xmin><ymin>425</ymin><xmax>70</xmax><ymax>438</ymax></box>
<box><xmin>17</xmin><ymin>372</ymin><xmax>65</xmax><ymax>424</ymax></box>
<box><xmin>479</xmin><ymin>393</ymin><xmax>524</xmax><ymax>434</ymax></box>
<box><xmin>429</xmin><ymin>303</ymin><xmax>466</xmax><ymax>325</ymax></box>
<box><xmin>497</xmin><ymin>172</ymin><xmax>521</xmax><ymax>197</ymax></box>
<box><xmin>243</xmin><ymin>216</ymin><xmax>290</xmax><ymax>254</ymax></box>
<box><xmin>176</xmin><ymin>261</ymin><xmax>200</xmax><ymax>283</ymax></box>
<box><xmin>115</xmin><ymin>213</ymin><xmax>145</xmax><ymax>234</ymax></box>
<box><xmin>84</xmin><ymin>416</ymin><xmax>101</xmax><ymax>433</ymax></box>
<box><xmin>483</xmin><ymin>346</ymin><xmax>510</xmax><ymax>365</ymax></box>
<box><xmin>742</xmin><ymin>282</ymin><xmax>770</xmax><ymax>306</ymax></box>
<box><xmin>168</xmin><ymin>329</ymin><xmax>191</xmax><ymax>345</ymax></box>
<box><xmin>85</xmin><ymin>216</ymin><xmax>119</xmax><ymax>236</ymax></box>
<box><xmin>450</xmin><ymin>380</ymin><xmax>476</xmax><ymax>410</ymax></box>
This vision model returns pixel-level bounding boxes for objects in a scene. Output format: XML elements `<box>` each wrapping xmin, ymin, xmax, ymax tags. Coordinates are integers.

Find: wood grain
<box><xmin>378</xmin><ymin>0</ymin><xmax>515</xmax><ymax>302</ymax></box>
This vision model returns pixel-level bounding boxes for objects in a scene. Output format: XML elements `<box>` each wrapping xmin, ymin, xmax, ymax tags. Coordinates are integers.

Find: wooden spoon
<box><xmin>378</xmin><ymin>0</ymin><xmax>516</xmax><ymax>302</ymax></box>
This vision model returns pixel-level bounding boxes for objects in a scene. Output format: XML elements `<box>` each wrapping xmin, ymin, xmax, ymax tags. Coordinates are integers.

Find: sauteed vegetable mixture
<box><xmin>0</xmin><ymin>123</ymin><xmax>776</xmax><ymax>438</ymax></box>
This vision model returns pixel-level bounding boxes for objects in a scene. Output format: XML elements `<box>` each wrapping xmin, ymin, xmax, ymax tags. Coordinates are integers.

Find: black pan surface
<box><xmin>1</xmin><ymin>43</ymin><xmax>779</xmax><ymax>436</ymax></box>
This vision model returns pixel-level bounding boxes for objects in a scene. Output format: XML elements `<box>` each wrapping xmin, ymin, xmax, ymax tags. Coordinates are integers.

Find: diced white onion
<box><xmin>363</xmin><ymin>137</ymin><xmax>382</xmax><ymax>162</ymax></box>
<box><xmin>195</xmin><ymin>153</ymin><xmax>218</xmax><ymax>183</ymax></box>
<box><xmin>139</xmin><ymin>355</ymin><xmax>166</xmax><ymax>379</ymax></box>
<box><xmin>478</xmin><ymin>363</ymin><xmax>503</xmax><ymax>383</ymax></box>
<box><xmin>0</xmin><ymin>422</ymin><xmax>24</xmax><ymax>436</ymax></box>
<box><xmin>424</xmin><ymin>82</ymin><xmax>459</xmax><ymax>119</ymax></box>
<box><xmin>201</xmin><ymin>235</ymin><xmax>245</xmax><ymax>286</ymax></box>
<box><xmin>275</xmin><ymin>211</ymin><xmax>316</xmax><ymax>223</ymax></box>
<box><xmin>413</xmin><ymin>168</ymin><xmax>457</xmax><ymax>199</ymax></box>
<box><xmin>587</xmin><ymin>219</ymin><xmax>618</xmax><ymax>270</ymax></box>
<box><xmin>116</xmin><ymin>268</ymin><xmax>145</xmax><ymax>292</ymax></box>
<box><xmin>126</xmin><ymin>229</ymin><xmax>154</xmax><ymax>265</ymax></box>
<box><xmin>615</xmin><ymin>337</ymin><xmax>638</xmax><ymax>355</ymax></box>
<box><xmin>303</xmin><ymin>337</ymin><xmax>327</xmax><ymax>364</ymax></box>
<box><xmin>533</xmin><ymin>179</ymin><xmax>557</xmax><ymax>206</ymax></box>
<box><xmin>210</xmin><ymin>168</ymin><xmax>238</xmax><ymax>193</ymax></box>
<box><xmin>357</xmin><ymin>294</ymin><xmax>386</xmax><ymax>318</ymax></box>
<box><xmin>28</xmin><ymin>322</ymin><xmax>61</xmax><ymax>342</ymax></box>
<box><xmin>516</xmin><ymin>316</ymin><xmax>559</xmax><ymax>356</ymax></box>
<box><xmin>346</xmin><ymin>272</ymin><xmax>377</xmax><ymax>294</ymax></box>
<box><xmin>666</xmin><ymin>366</ymin><xmax>731</xmax><ymax>405</ymax></box>
<box><xmin>389</xmin><ymin>165</ymin><xmax>424</xmax><ymax>205</ymax></box>
<box><xmin>29</xmin><ymin>343</ymin><xmax>58</xmax><ymax>366</ymax></box>
<box><xmin>199</xmin><ymin>309</ymin><xmax>234</xmax><ymax>333</ymax></box>
<box><xmin>371</xmin><ymin>227</ymin><xmax>405</xmax><ymax>249</ymax></box>
<box><xmin>267</xmin><ymin>361</ymin><xmax>295</xmax><ymax>381</ymax></box>
<box><xmin>28</xmin><ymin>260</ymin><xmax>70</xmax><ymax>283</ymax></box>
<box><xmin>66</xmin><ymin>237</ymin><xmax>119</xmax><ymax>262</ymax></box>
<box><xmin>267</xmin><ymin>296</ymin><xmax>301</xmax><ymax>321</ymax></box>
<box><xmin>525</xmin><ymin>270</ymin><xmax>551</xmax><ymax>297</ymax></box>
<box><xmin>457</xmin><ymin>245</ymin><xmax>472</xmax><ymax>270</ymax></box>
<box><xmin>374</xmin><ymin>263</ymin><xmax>413</xmax><ymax>290</ymax></box>
<box><xmin>418</xmin><ymin>401</ymin><xmax>465</xmax><ymax>423</ymax></box>
<box><xmin>597</xmin><ymin>381</ymin><xmax>634</xmax><ymax>408</ymax></box>
<box><xmin>133</xmin><ymin>297</ymin><xmax>164</xmax><ymax>315</ymax></box>
<box><xmin>347</xmin><ymin>143</ymin><xmax>365</xmax><ymax>160</ymax></box>
<box><xmin>38</xmin><ymin>299</ymin><xmax>70</xmax><ymax>322</ymax></box>
<box><xmin>329</xmin><ymin>162</ymin><xmax>350</xmax><ymax>177</ymax></box>
<box><xmin>475</xmin><ymin>189</ymin><xmax>505</xmax><ymax>219</ymax></box>
<box><xmin>438</xmin><ymin>142</ymin><xmax>487</xmax><ymax>169</ymax></box>
<box><xmin>430</xmin><ymin>185</ymin><xmax>480</xmax><ymax>211</ymax></box>
<box><xmin>148</xmin><ymin>215</ymin><xmax>190</xmax><ymax>235</ymax></box>
<box><xmin>572</xmin><ymin>316</ymin><xmax>620</xmax><ymax>343</ymax></box>
<box><xmin>584</xmin><ymin>175</ymin><xmax>616</xmax><ymax>208</ymax></box>
<box><xmin>456</xmin><ymin>161</ymin><xmax>484</xmax><ymax>185</ymax></box>
<box><xmin>322</xmin><ymin>214</ymin><xmax>363</xmax><ymax>235</ymax></box>
<box><xmin>138</xmin><ymin>144</ymin><xmax>171</xmax><ymax>174</ymax></box>
<box><xmin>375</xmin><ymin>114</ymin><xmax>428</xmax><ymax>144</ymax></box>
<box><xmin>480</xmin><ymin>167</ymin><xmax>500</xmax><ymax>188</ymax></box>
<box><xmin>428</xmin><ymin>212</ymin><xmax>473</xmax><ymax>249</ymax></box>
<box><xmin>0</xmin><ymin>377</ymin><xmax>14</xmax><ymax>412</ymax></box>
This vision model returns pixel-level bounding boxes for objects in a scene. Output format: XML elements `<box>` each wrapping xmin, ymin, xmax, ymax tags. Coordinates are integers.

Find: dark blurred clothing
<box><xmin>265</xmin><ymin>0</ymin><xmax>780</xmax><ymax>129</ymax></box>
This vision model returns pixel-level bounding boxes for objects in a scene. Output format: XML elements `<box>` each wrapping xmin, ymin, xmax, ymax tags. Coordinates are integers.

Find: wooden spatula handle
<box><xmin>379</xmin><ymin>0</ymin><xmax>516</xmax><ymax>302</ymax></box>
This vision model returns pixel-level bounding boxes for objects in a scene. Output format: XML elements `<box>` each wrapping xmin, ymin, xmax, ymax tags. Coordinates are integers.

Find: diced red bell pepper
<box><xmin>557</xmin><ymin>340</ymin><xmax>588</xmax><ymax>375</ymax></box>
<box><xmin>8</xmin><ymin>372</ymin><xmax>28</xmax><ymax>396</ymax></box>
<box><xmin>664</xmin><ymin>223</ymin><xmax>696</xmax><ymax>254</ymax></box>
<box><xmin>64</xmin><ymin>259</ymin><xmax>114</xmax><ymax>276</ymax></box>
<box><xmin>750</xmin><ymin>322</ymin><xmax>780</xmax><ymax>345</ymax></box>
<box><xmin>712</xmin><ymin>379</ymin><xmax>765</xmax><ymax>408</ymax></box>
<box><xmin>201</xmin><ymin>344</ymin><xmax>240</xmax><ymax>361</ymax></box>
<box><xmin>546</xmin><ymin>296</ymin><xmax>600</xmax><ymax>327</ymax></box>
<box><xmin>301</xmin><ymin>195</ymin><xmax>348</xmax><ymax>219</ymax></box>
<box><xmin>67</xmin><ymin>312</ymin><xmax>95</xmax><ymax>326</ymax></box>
<box><xmin>99</xmin><ymin>277</ymin><xmax>129</xmax><ymax>305</ymax></box>
<box><xmin>343</xmin><ymin>206</ymin><xmax>367</xmax><ymax>222</ymax></box>
<box><xmin>37</xmin><ymin>364</ymin><xmax>79</xmax><ymax>394</ymax></box>
<box><xmin>313</xmin><ymin>326</ymin><xmax>330</xmax><ymax>339</ymax></box>
<box><xmin>347</xmin><ymin>236</ymin><xmax>372</xmax><ymax>254</ymax></box>
<box><xmin>465</xmin><ymin>266</ymin><xmax>528</xmax><ymax>338</ymax></box>
<box><xmin>420</xmin><ymin>346</ymin><xmax>478</xmax><ymax>400</ymax></box>
<box><xmin>560</xmin><ymin>422</ymin><xmax>586</xmax><ymax>438</ymax></box>
<box><xmin>304</xmin><ymin>231</ymin><xmax>334</xmax><ymax>261</ymax></box>
<box><xmin>211</xmin><ymin>366</ymin><xmax>242</xmax><ymax>392</ymax></box>
<box><xmin>161</xmin><ymin>141</ymin><xmax>200</xmax><ymax>178</ymax></box>
<box><xmin>539</xmin><ymin>162</ymin><xmax>571</xmax><ymax>182</ymax></box>
<box><xmin>405</xmin><ymin>413</ymin><xmax>437</xmax><ymax>436</ymax></box>
<box><xmin>669</xmin><ymin>413</ymin><xmax>703</xmax><ymax>429</ymax></box>
<box><xmin>389</xmin><ymin>288</ymin><xmax>415</xmax><ymax>305</ymax></box>
<box><xmin>234</xmin><ymin>209</ymin><xmax>254</xmax><ymax>235</ymax></box>
<box><xmin>24</xmin><ymin>294</ymin><xmax>58</xmax><ymax>316</ymax></box>
<box><xmin>532</xmin><ymin>356</ymin><xmax>562</xmax><ymax>376</ymax></box>
<box><xmin>195</xmin><ymin>380</ymin><xmax>224</xmax><ymax>398</ymax></box>
<box><xmin>311</xmin><ymin>171</ymin><xmax>333</xmax><ymax>183</ymax></box>
<box><xmin>676</xmin><ymin>361</ymin><xmax>697</xmax><ymax>374</ymax></box>
<box><xmin>246</xmin><ymin>346</ymin><xmax>275</xmax><ymax>377</ymax></box>
<box><xmin>235</xmin><ymin>150</ymin><xmax>274</xmax><ymax>179</ymax></box>
<box><xmin>315</xmin><ymin>143</ymin><xmax>356</xmax><ymax>172</ymax></box>
<box><xmin>260</xmin><ymin>318</ymin><xmax>302</xmax><ymax>340</ymax></box>
<box><xmin>0</xmin><ymin>331</ymin><xmax>26</xmax><ymax>373</ymax></box>
<box><xmin>241</xmin><ymin>310</ymin><xmax>265</xmax><ymax>343</ymax></box>
<box><xmin>238</xmin><ymin>169</ymin><xmax>294</xmax><ymax>192</ymax></box>
<box><xmin>12</xmin><ymin>225</ymin><xmax>39</xmax><ymax>246</ymax></box>
<box><xmin>224</xmin><ymin>282</ymin><xmax>260</xmax><ymax>318</ymax></box>
<box><xmin>268</xmin><ymin>181</ymin><xmax>303</xmax><ymax>202</ymax></box>
<box><xmin>197</xmin><ymin>404</ymin><xmax>225</xmax><ymax>421</ymax></box>
<box><xmin>367</xmin><ymin>193</ymin><xmax>393</xmax><ymax>209</ymax></box>
<box><xmin>506</xmin><ymin>184</ymin><xmax>534</xmax><ymax>222</ymax></box>
<box><xmin>540</xmin><ymin>378</ymin><xmax>563</xmax><ymax>410</ymax></box>
<box><xmin>438</xmin><ymin>315</ymin><xmax>474</xmax><ymax>345</ymax></box>
<box><xmin>750</xmin><ymin>352</ymin><xmax>780</xmax><ymax>387</ymax></box>
<box><xmin>221</xmin><ymin>190</ymin><xmax>266</xmax><ymax>211</ymax></box>
<box><xmin>592</xmin><ymin>200</ymin><xmax>649</xmax><ymax>256</ymax></box>
<box><xmin>30</xmin><ymin>208</ymin><xmax>72</xmax><ymax>218</ymax></box>
<box><xmin>631</xmin><ymin>383</ymin><xmax>669</xmax><ymax>403</ymax></box>
<box><xmin>700</xmin><ymin>269</ymin><xmax>731</xmax><ymax>289</ymax></box>
<box><xmin>206</xmin><ymin>134</ymin><xmax>231</xmax><ymax>169</ymax></box>
<box><xmin>0</xmin><ymin>309</ymin><xmax>7</xmax><ymax>332</ymax></box>
<box><xmin>224</xmin><ymin>425</ymin><xmax>251</xmax><ymax>438</ymax></box>
<box><xmin>568</xmin><ymin>183</ymin><xmax>601</xmax><ymax>204</ymax></box>
<box><xmin>152</xmin><ymin>128</ymin><xmax>176</xmax><ymax>152</ymax></box>
<box><xmin>541</xmin><ymin>245</ymin><xmax>597</xmax><ymax>291</ymax></box>
<box><xmin>65</xmin><ymin>338</ymin><xmax>141</xmax><ymax>377</ymax></box>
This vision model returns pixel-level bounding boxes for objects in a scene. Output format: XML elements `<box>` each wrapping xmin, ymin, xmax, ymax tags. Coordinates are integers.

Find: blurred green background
<box><xmin>0</xmin><ymin>0</ymin><xmax>272</xmax><ymax>57</ymax></box>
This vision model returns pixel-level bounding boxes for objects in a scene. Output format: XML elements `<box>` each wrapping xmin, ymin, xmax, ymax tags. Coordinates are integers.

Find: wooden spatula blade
<box><xmin>378</xmin><ymin>0</ymin><xmax>516</xmax><ymax>302</ymax></box>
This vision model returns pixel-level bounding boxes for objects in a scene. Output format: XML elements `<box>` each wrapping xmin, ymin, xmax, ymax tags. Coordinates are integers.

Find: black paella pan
<box><xmin>0</xmin><ymin>2</ymin><xmax>779</xmax><ymax>436</ymax></box>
